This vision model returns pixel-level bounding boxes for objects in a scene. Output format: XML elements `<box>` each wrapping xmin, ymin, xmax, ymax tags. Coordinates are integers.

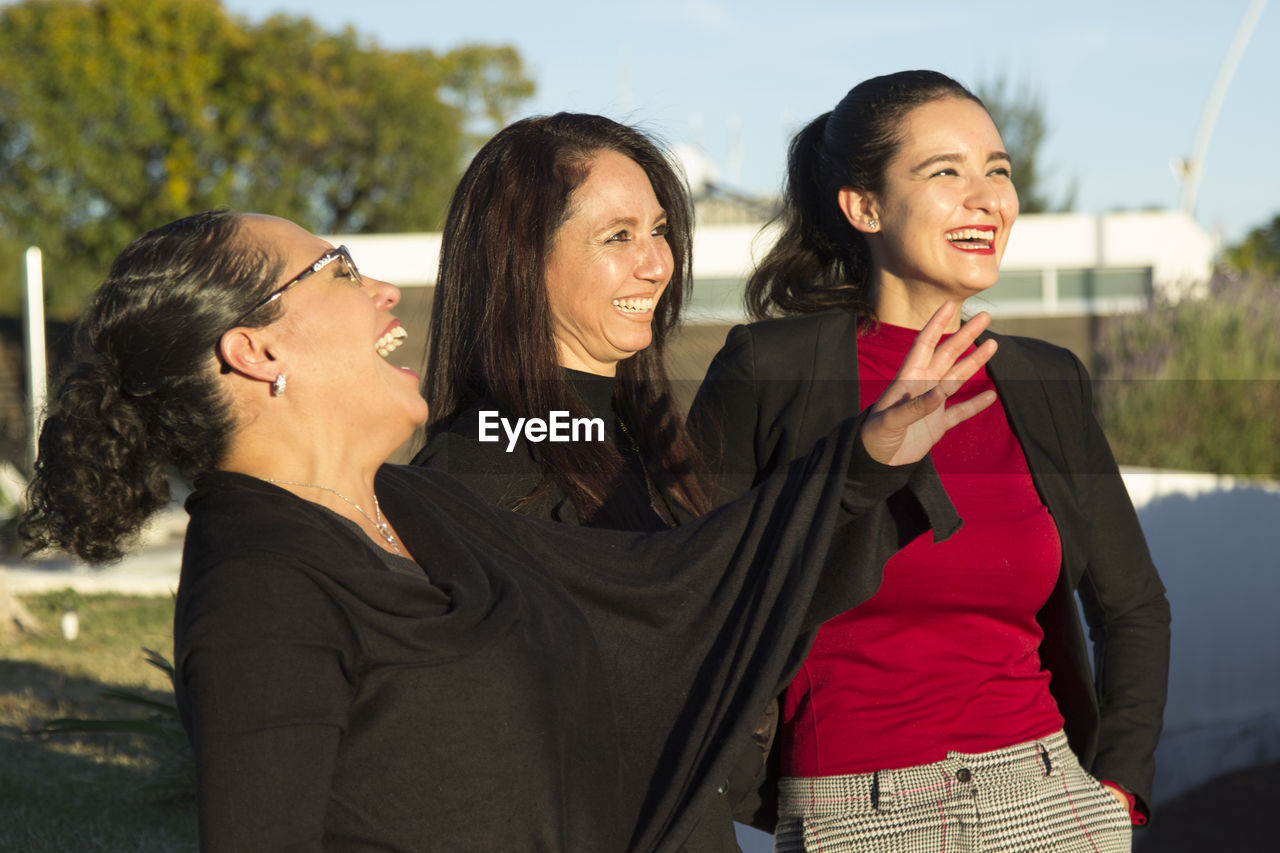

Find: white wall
<box><xmin>1121</xmin><ymin>468</ymin><xmax>1280</xmax><ymax>803</ymax></box>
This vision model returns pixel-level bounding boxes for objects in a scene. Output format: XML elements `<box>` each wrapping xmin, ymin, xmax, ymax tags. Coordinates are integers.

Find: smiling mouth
<box><xmin>376</xmin><ymin>325</ymin><xmax>407</xmax><ymax>357</ymax></box>
<box><xmin>612</xmin><ymin>297</ymin><xmax>655</xmax><ymax>314</ymax></box>
<box><xmin>945</xmin><ymin>227</ymin><xmax>996</xmax><ymax>253</ymax></box>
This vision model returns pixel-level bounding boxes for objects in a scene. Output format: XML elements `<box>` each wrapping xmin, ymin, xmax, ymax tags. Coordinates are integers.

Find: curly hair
<box><xmin>19</xmin><ymin>210</ymin><xmax>283</xmax><ymax>563</ymax></box>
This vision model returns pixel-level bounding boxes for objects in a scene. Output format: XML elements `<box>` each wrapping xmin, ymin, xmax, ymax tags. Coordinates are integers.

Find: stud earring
<box><xmin>271</xmin><ymin>373</ymin><xmax>287</xmax><ymax>397</ymax></box>
<box><xmin>867</xmin><ymin>219</ymin><xmax>878</xmax><ymax>230</ymax></box>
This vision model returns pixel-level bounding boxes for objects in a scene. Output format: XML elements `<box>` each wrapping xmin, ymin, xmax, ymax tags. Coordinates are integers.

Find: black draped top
<box><xmin>174</xmin><ymin>420</ymin><xmax>956</xmax><ymax>851</ymax></box>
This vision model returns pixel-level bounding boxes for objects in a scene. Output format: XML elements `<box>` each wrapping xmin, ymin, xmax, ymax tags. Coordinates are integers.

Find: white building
<box><xmin>332</xmin><ymin>209</ymin><xmax>1218</xmax><ymax>326</ymax></box>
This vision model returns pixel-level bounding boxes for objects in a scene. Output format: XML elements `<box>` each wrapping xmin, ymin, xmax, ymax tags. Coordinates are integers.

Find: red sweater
<box><xmin>780</xmin><ymin>322</ymin><xmax>1064</xmax><ymax>776</ymax></box>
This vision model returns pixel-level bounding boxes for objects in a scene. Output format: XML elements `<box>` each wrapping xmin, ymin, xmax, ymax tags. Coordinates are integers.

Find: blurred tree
<box><xmin>438</xmin><ymin>44</ymin><xmax>537</xmax><ymax>146</ymax></box>
<box><xmin>1095</xmin><ymin>272</ymin><xmax>1280</xmax><ymax>478</ymax></box>
<box><xmin>977</xmin><ymin>76</ymin><xmax>1076</xmax><ymax>215</ymax></box>
<box><xmin>0</xmin><ymin>0</ymin><xmax>533</xmax><ymax>317</ymax></box>
<box><xmin>1224</xmin><ymin>213</ymin><xmax>1280</xmax><ymax>277</ymax></box>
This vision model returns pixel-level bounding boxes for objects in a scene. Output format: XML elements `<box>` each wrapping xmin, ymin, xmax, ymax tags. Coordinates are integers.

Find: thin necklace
<box><xmin>264</xmin><ymin>478</ymin><xmax>402</xmax><ymax>554</ymax></box>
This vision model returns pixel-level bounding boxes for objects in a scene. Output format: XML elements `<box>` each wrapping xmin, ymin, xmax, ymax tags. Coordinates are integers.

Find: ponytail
<box><xmin>19</xmin><ymin>210</ymin><xmax>279</xmax><ymax>563</ymax></box>
<box><xmin>21</xmin><ymin>359</ymin><xmax>174</xmax><ymax>562</ymax></box>
<box><xmin>745</xmin><ymin>112</ymin><xmax>874</xmax><ymax>322</ymax></box>
<box><xmin>746</xmin><ymin>70</ymin><xmax>982</xmax><ymax>323</ymax></box>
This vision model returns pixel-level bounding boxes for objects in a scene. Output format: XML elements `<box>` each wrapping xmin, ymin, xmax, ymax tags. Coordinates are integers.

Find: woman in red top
<box><xmin>688</xmin><ymin>70</ymin><xmax>1170</xmax><ymax>852</ymax></box>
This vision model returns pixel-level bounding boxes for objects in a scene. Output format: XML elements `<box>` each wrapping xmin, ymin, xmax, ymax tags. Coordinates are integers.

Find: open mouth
<box><xmin>612</xmin><ymin>296</ymin><xmax>656</xmax><ymax>314</ymax></box>
<box><xmin>945</xmin><ymin>227</ymin><xmax>996</xmax><ymax>253</ymax></box>
<box><xmin>376</xmin><ymin>325</ymin><xmax>407</xmax><ymax>357</ymax></box>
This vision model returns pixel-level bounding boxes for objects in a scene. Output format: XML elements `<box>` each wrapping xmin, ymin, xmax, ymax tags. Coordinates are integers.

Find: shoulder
<box><xmin>410</xmin><ymin>404</ymin><xmax>550</xmax><ymax>513</ymax></box>
<box><xmin>709</xmin><ymin>308</ymin><xmax>860</xmax><ymax>382</ymax></box>
<box><xmin>727</xmin><ymin>308</ymin><xmax>857</xmax><ymax>352</ymax></box>
<box><xmin>413</xmin><ymin>402</ymin><xmax>539</xmax><ymax>475</ymax></box>
<box><xmin>986</xmin><ymin>331</ymin><xmax>1088</xmax><ymax>383</ymax></box>
<box><xmin>178</xmin><ymin>474</ymin><xmax>374</xmax><ymax>643</ymax></box>
<box><xmin>184</xmin><ymin>472</ymin><xmax>348</xmax><ymax>560</ymax></box>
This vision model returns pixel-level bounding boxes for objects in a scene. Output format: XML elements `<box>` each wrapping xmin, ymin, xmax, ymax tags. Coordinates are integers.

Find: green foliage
<box><xmin>977</xmin><ymin>76</ymin><xmax>1076</xmax><ymax>214</ymax></box>
<box><xmin>0</xmin><ymin>0</ymin><xmax>534</xmax><ymax>318</ymax></box>
<box><xmin>1095</xmin><ymin>273</ymin><xmax>1280</xmax><ymax>477</ymax></box>
<box><xmin>1</xmin><ymin>592</ymin><xmax>193</xmax><ymax>849</ymax></box>
<box><xmin>438</xmin><ymin>43</ymin><xmax>537</xmax><ymax>145</ymax></box>
<box><xmin>40</xmin><ymin>647</ymin><xmax>192</xmax><ymax>798</ymax></box>
<box><xmin>1224</xmin><ymin>213</ymin><xmax>1280</xmax><ymax>277</ymax></box>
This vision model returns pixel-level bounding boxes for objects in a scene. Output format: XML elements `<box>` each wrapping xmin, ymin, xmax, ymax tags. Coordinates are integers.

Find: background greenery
<box><xmin>0</xmin><ymin>0</ymin><xmax>533</xmax><ymax>317</ymax></box>
<box><xmin>1095</xmin><ymin>269</ymin><xmax>1280</xmax><ymax>479</ymax></box>
<box><xmin>0</xmin><ymin>591</ymin><xmax>194</xmax><ymax>851</ymax></box>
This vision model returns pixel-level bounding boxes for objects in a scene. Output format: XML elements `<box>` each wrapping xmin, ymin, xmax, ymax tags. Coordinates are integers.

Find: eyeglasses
<box><xmin>233</xmin><ymin>245</ymin><xmax>364</xmax><ymax>325</ymax></box>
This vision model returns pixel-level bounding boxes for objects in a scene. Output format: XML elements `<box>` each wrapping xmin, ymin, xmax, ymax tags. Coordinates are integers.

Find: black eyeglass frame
<box><xmin>231</xmin><ymin>245</ymin><xmax>363</xmax><ymax>327</ymax></box>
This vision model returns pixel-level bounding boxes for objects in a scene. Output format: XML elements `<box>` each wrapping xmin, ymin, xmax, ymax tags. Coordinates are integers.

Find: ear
<box><xmin>837</xmin><ymin>186</ymin><xmax>880</xmax><ymax>234</ymax></box>
<box><xmin>218</xmin><ymin>326</ymin><xmax>279</xmax><ymax>385</ymax></box>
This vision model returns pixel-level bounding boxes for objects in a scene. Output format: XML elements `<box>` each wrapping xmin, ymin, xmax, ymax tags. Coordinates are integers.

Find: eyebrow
<box><xmin>911</xmin><ymin>151</ymin><xmax>1013</xmax><ymax>172</ymax></box>
<box><xmin>596</xmin><ymin>211</ymin><xmax>669</xmax><ymax>233</ymax></box>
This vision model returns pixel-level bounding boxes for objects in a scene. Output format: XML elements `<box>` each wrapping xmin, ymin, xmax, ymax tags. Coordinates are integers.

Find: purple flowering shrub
<box><xmin>1094</xmin><ymin>272</ymin><xmax>1280</xmax><ymax>478</ymax></box>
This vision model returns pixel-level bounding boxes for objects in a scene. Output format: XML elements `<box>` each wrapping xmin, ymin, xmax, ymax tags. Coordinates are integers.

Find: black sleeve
<box><xmin>686</xmin><ymin>323</ymin><xmax>762</xmax><ymax>503</ymax></box>
<box><xmin>1067</xmin><ymin>353</ymin><xmax>1171</xmax><ymax>812</ymax></box>
<box><xmin>174</xmin><ymin>556</ymin><xmax>355</xmax><ymax>852</ymax></box>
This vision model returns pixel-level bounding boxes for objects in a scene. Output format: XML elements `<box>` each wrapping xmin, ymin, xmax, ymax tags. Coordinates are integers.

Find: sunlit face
<box><xmin>239</xmin><ymin>214</ymin><xmax>428</xmax><ymax>431</ymax></box>
<box><xmin>544</xmin><ymin>150</ymin><xmax>673</xmax><ymax>376</ymax></box>
<box><xmin>849</xmin><ymin>97</ymin><xmax>1019</xmax><ymax>316</ymax></box>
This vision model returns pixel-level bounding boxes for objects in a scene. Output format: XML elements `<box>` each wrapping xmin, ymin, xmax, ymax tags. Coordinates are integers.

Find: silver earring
<box><xmin>867</xmin><ymin>219</ymin><xmax>878</xmax><ymax>230</ymax></box>
<box><xmin>271</xmin><ymin>373</ymin><xmax>287</xmax><ymax>397</ymax></box>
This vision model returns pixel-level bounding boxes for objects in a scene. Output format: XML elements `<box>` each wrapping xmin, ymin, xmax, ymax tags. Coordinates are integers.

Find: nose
<box><xmin>963</xmin><ymin>174</ymin><xmax>1005</xmax><ymax>215</ymax></box>
<box><xmin>368</xmin><ymin>277</ymin><xmax>401</xmax><ymax>309</ymax></box>
<box><xmin>635</xmin><ymin>235</ymin><xmax>672</xmax><ymax>285</ymax></box>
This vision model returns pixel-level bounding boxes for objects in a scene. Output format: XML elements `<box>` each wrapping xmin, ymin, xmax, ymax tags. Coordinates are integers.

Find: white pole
<box><xmin>23</xmin><ymin>247</ymin><xmax>47</xmax><ymax>471</ymax></box>
<box><xmin>1180</xmin><ymin>0</ymin><xmax>1268</xmax><ymax>217</ymax></box>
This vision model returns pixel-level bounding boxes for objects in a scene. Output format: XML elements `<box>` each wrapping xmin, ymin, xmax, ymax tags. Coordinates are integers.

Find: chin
<box><xmin>406</xmin><ymin>400</ymin><xmax>431</xmax><ymax>427</ymax></box>
<box><xmin>610</xmin><ymin>333</ymin><xmax>655</xmax><ymax>360</ymax></box>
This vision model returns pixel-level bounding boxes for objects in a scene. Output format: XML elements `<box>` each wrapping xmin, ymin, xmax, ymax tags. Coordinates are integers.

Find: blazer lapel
<box><xmin>984</xmin><ymin>333</ymin><xmax>1088</xmax><ymax>581</ymax></box>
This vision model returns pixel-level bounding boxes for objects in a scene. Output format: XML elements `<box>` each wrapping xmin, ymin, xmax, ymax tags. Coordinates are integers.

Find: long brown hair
<box><xmin>423</xmin><ymin>113</ymin><xmax>709</xmax><ymax>521</ymax></box>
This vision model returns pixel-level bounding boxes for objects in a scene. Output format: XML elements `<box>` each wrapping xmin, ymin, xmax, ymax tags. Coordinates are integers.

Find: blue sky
<box><xmin>221</xmin><ymin>0</ymin><xmax>1278</xmax><ymax>243</ymax></box>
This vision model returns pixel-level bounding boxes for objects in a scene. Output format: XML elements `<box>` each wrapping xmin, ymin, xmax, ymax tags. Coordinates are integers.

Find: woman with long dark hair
<box><xmin>416</xmin><ymin>113</ymin><xmax>706</xmax><ymax>527</ymax></box>
<box><xmin>688</xmin><ymin>70</ymin><xmax>1170</xmax><ymax>852</ymax></box>
<box><xmin>21</xmin><ymin>209</ymin><xmax>996</xmax><ymax>851</ymax></box>
<box><xmin>414</xmin><ymin>113</ymin><xmax>743</xmax><ymax>848</ymax></box>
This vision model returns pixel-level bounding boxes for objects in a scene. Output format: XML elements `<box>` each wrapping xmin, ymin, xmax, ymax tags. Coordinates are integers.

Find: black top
<box><xmin>413</xmin><ymin>369</ymin><xmax>680</xmax><ymax>528</ymax></box>
<box><xmin>413</xmin><ymin>370</ymin><xmax>752</xmax><ymax>850</ymax></box>
<box><xmin>686</xmin><ymin>308</ymin><xmax>1170</xmax><ymax>815</ymax></box>
<box><xmin>174</xmin><ymin>421</ymin><xmax>957</xmax><ymax>852</ymax></box>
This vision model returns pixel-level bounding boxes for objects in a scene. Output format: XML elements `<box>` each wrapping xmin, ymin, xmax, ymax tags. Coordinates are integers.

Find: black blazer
<box><xmin>687</xmin><ymin>307</ymin><xmax>1171</xmax><ymax>813</ymax></box>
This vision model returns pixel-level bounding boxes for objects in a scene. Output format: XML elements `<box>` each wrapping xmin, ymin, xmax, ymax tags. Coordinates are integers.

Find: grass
<box><xmin>0</xmin><ymin>590</ymin><xmax>196</xmax><ymax>852</ymax></box>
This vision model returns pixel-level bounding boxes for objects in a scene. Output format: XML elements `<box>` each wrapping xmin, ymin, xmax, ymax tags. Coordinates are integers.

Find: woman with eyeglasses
<box><xmin>20</xmin><ymin>209</ymin><xmax>997</xmax><ymax>851</ymax></box>
<box><xmin>688</xmin><ymin>70</ymin><xmax>1169</xmax><ymax>852</ymax></box>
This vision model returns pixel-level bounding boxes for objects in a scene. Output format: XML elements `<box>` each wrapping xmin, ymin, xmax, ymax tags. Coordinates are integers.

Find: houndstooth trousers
<box><xmin>775</xmin><ymin>730</ymin><xmax>1132</xmax><ymax>853</ymax></box>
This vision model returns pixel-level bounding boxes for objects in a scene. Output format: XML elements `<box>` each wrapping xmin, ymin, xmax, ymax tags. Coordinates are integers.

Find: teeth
<box><xmin>946</xmin><ymin>228</ymin><xmax>994</xmax><ymax>243</ymax></box>
<box><xmin>376</xmin><ymin>325</ymin><xmax>407</xmax><ymax>358</ymax></box>
<box><xmin>612</xmin><ymin>297</ymin><xmax>655</xmax><ymax>313</ymax></box>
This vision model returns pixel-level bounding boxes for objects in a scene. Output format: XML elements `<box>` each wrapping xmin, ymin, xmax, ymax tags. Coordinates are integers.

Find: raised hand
<box><xmin>860</xmin><ymin>301</ymin><xmax>999</xmax><ymax>466</ymax></box>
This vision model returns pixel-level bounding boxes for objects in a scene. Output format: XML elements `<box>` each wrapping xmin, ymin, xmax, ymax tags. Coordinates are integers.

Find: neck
<box><xmin>555</xmin><ymin>342</ymin><xmax>620</xmax><ymax>377</ymax></box>
<box><xmin>872</xmin><ymin>276</ymin><xmax>963</xmax><ymax>332</ymax></box>
<box><xmin>220</xmin><ymin>430</ymin><xmax>388</xmax><ymax>514</ymax></box>
<box><xmin>223</xmin><ymin>451</ymin><xmax>405</xmax><ymax>556</ymax></box>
